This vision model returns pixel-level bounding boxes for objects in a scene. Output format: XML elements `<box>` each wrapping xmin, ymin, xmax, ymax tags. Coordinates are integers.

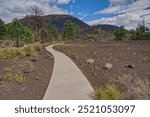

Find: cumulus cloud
<box><xmin>90</xmin><ymin>0</ymin><xmax>150</xmax><ymax>29</ymax></box>
<box><xmin>95</xmin><ymin>6</ymin><xmax>121</xmax><ymax>14</ymax></box>
<box><xmin>87</xmin><ymin>12</ymin><xmax>147</xmax><ymax>29</ymax></box>
<box><xmin>109</xmin><ymin>0</ymin><xmax>137</xmax><ymax>6</ymax></box>
<box><xmin>57</xmin><ymin>0</ymin><xmax>71</xmax><ymax>4</ymax></box>
<box><xmin>0</xmin><ymin>0</ymin><xmax>71</xmax><ymax>23</ymax></box>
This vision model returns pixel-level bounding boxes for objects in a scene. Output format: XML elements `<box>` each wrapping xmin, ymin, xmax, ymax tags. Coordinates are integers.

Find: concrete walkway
<box><xmin>43</xmin><ymin>45</ymin><xmax>95</xmax><ymax>100</ymax></box>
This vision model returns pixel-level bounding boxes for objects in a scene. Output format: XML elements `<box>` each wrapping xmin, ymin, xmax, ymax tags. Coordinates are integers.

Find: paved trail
<box><xmin>43</xmin><ymin>45</ymin><xmax>95</xmax><ymax>100</ymax></box>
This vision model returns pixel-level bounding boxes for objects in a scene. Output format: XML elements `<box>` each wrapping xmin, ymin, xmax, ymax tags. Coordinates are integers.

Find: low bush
<box><xmin>95</xmin><ymin>84</ymin><xmax>122</xmax><ymax>100</ymax></box>
<box><xmin>21</xmin><ymin>45</ymin><xmax>36</xmax><ymax>56</ymax></box>
<box><xmin>0</xmin><ymin>43</ymin><xmax>41</xmax><ymax>60</ymax></box>
<box><xmin>0</xmin><ymin>47</ymin><xmax>22</xmax><ymax>59</ymax></box>
<box><xmin>131</xmin><ymin>32</ymin><xmax>150</xmax><ymax>40</ymax></box>
<box><xmin>33</xmin><ymin>43</ymin><xmax>41</xmax><ymax>51</ymax></box>
<box><xmin>3</xmin><ymin>72</ymin><xmax>25</xmax><ymax>84</ymax></box>
<box><xmin>87</xmin><ymin>35</ymin><xmax>97</xmax><ymax>41</ymax></box>
<box><xmin>4</xmin><ymin>66</ymin><xmax>16</xmax><ymax>72</ymax></box>
<box><xmin>114</xmin><ymin>26</ymin><xmax>127</xmax><ymax>41</ymax></box>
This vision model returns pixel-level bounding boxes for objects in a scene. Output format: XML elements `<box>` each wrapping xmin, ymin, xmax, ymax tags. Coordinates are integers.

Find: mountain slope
<box><xmin>20</xmin><ymin>14</ymin><xmax>90</xmax><ymax>32</ymax></box>
<box><xmin>96</xmin><ymin>24</ymin><xmax>119</xmax><ymax>32</ymax></box>
<box><xmin>20</xmin><ymin>14</ymin><xmax>119</xmax><ymax>41</ymax></box>
<box><xmin>83</xmin><ymin>24</ymin><xmax>119</xmax><ymax>33</ymax></box>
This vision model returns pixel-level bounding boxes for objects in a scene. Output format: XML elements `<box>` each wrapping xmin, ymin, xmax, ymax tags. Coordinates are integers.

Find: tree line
<box><xmin>0</xmin><ymin>5</ymin><xmax>80</xmax><ymax>47</ymax></box>
<box><xmin>113</xmin><ymin>21</ymin><xmax>150</xmax><ymax>41</ymax></box>
<box><xmin>0</xmin><ymin>18</ymin><xmax>79</xmax><ymax>47</ymax></box>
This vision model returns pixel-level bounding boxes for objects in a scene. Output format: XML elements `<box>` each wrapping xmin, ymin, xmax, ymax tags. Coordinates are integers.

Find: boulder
<box><xmin>86</xmin><ymin>58</ymin><xmax>95</xmax><ymax>64</ymax></box>
<box><xmin>125</xmin><ymin>64</ymin><xmax>135</xmax><ymax>69</ymax></box>
<box><xmin>105</xmin><ymin>63</ymin><xmax>112</xmax><ymax>69</ymax></box>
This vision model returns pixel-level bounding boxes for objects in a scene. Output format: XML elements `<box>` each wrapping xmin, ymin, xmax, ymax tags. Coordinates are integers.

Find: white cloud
<box><xmin>0</xmin><ymin>0</ymin><xmax>70</xmax><ymax>23</ymax></box>
<box><xmin>95</xmin><ymin>6</ymin><xmax>121</xmax><ymax>14</ymax></box>
<box><xmin>89</xmin><ymin>0</ymin><xmax>150</xmax><ymax>29</ymax></box>
<box><xmin>87</xmin><ymin>13</ymin><xmax>150</xmax><ymax>30</ymax></box>
<box><xmin>57</xmin><ymin>0</ymin><xmax>71</xmax><ymax>4</ymax></box>
<box><xmin>77</xmin><ymin>12</ymin><xmax>89</xmax><ymax>20</ymax></box>
<box><xmin>109</xmin><ymin>0</ymin><xmax>136</xmax><ymax>6</ymax></box>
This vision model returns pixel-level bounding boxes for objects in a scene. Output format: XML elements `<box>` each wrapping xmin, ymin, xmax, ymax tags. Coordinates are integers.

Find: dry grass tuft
<box><xmin>95</xmin><ymin>84</ymin><xmax>122</xmax><ymax>100</ymax></box>
<box><xmin>0</xmin><ymin>43</ymin><xmax>41</xmax><ymax>60</ymax></box>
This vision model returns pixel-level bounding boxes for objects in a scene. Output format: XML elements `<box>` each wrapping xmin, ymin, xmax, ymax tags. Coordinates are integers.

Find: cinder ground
<box><xmin>54</xmin><ymin>41</ymin><xmax>150</xmax><ymax>99</ymax></box>
<box><xmin>0</xmin><ymin>48</ymin><xmax>54</xmax><ymax>100</ymax></box>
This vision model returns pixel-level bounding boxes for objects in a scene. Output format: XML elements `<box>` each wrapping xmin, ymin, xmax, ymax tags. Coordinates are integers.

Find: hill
<box><xmin>20</xmin><ymin>14</ymin><xmax>119</xmax><ymax>33</ymax></box>
<box><xmin>20</xmin><ymin>14</ymin><xmax>90</xmax><ymax>32</ymax></box>
<box><xmin>19</xmin><ymin>14</ymin><xmax>120</xmax><ymax>41</ymax></box>
<box><xmin>96</xmin><ymin>24</ymin><xmax>119</xmax><ymax>32</ymax></box>
<box><xmin>83</xmin><ymin>24</ymin><xmax>119</xmax><ymax>34</ymax></box>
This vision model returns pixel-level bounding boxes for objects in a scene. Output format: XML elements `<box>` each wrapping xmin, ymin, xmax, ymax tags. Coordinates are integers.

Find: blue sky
<box><xmin>0</xmin><ymin>0</ymin><xmax>150</xmax><ymax>29</ymax></box>
<box><xmin>58</xmin><ymin>0</ymin><xmax>112</xmax><ymax>21</ymax></box>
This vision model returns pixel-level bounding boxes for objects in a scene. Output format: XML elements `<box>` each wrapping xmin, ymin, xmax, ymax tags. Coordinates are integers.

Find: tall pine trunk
<box><xmin>16</xmin><ymin>39</ymin><xmax>19</xmax><ymax>47</ymax></box>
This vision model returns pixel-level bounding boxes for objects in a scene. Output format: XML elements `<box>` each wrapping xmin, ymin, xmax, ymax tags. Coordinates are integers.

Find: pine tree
<box><xmin>47</xmin><ymin>24</ymin><xmax>58</xmax><ymax>40</ymax></box>
<box><xmin>9</xmin><ymin>18</ymin><xmax>33</xmax><ymax>47</ymax></box>
<box><xmin>40</xmin><ymin>29</ymin><xmax>47</xmax><ymax>42</ymax></box>
<box><xmin>0</xmin><ymin>19</ymin><xmax>6</xmax><ymax>39</ymax></box>
<box><xmin>131</xmin><ymin>20</ymin><xmax>150</xmax><ymax>40</ymax></box>
<box><xmin>114</xmin><ymin>26</ymin><xmax>126</xmax><ymax>41</ymax></box>
<box><xmin>63</xmin><ymin>20</ymin><xmax>79</xmax><ymax>40</ymax></box>
<box><xmin>22</xmin><ymin>26</ymin><xmax>34</xmax><ymax>43</ymax></box>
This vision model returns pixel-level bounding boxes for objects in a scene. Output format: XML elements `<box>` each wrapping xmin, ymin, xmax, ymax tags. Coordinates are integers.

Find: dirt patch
<box><xmin>0</xmin><ymin>48</ymin><xmax>54</xmax><ymax>100</ymax></box>
<box><xmin>54</xmin><ymin>41</ymin><xmax>150</xmax><ymax>99</ymax></box>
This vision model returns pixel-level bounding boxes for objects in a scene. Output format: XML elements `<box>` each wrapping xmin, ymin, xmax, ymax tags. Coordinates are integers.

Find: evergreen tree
<box><xmin>131</xmin><ymin>20</ymin><xmax>150</xmax><ymax>40</ymax></box>
<box><xmin>47</xmin><ymin>24</ymin><xmax>58</xmax><ymax>40</ymax></box>
<box><xmin>9</xmin><ymin>18</ymin><xmax>33</xmax><ymax>47</ymax></box>
<box><xmin>114</xmin><ymin>26</ymin><xmax>127</xmax><ymax>41</ymax></box>
<box><xmin>22</xmin><ymin>26</ymin><xmax>34</xmax><ymax>43</ymax></box>
<box><xmin>0</xmin><ymin>19</ymin><xmax>6</xmax><ymax>39</ymax></box>
<box><xmin>63</xmin><ymin>20</ymin><xmax>79</xmax><ymax>40</ymax></box>
<box><xmin>9</xmin><ymin>18</ymin><xmax>23</xmax><ymax>47</ymax></box>
<box><xmin>40</xmin><ymin>29</ymin><xmax>47</xmax><ymax>42</ymax></box>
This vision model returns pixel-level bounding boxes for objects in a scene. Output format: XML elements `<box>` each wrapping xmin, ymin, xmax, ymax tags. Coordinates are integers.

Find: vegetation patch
<box><xmin>0</xmin><ymin>43</ymin><xmax>41</xmax><ymax>60</ymax></box>
<box><xmin>3</xmin><ymin>72</ymin><xmax>25</xmax><ymax>84</ymax></box>
<box><xmin>4</xmin><ymin>65</ymin><xmax>16</xmax><ymax>72</ymax></box>
<box><xmin>95</xmin><ymin>84</ymin><xmax>122</xmax><ymax>100</ymax></box>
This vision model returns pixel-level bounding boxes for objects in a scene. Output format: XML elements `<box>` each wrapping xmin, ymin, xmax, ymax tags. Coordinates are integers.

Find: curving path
<box><xmin>43</xmin><ymin>44</ymin><xmax>95</xmax><ymax>100</ymax></box>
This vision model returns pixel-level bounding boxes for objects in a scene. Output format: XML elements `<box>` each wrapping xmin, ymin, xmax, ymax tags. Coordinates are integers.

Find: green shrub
<box><xmin>95</xmin><ymin>84</ymin><xmax>122</xmax><ymax>100</ymax></box>
<box><xmin>131</xmin><ymin>32</ymin><xmax>150</xmax><ymax>40</ymax></box>
<box><xmin>114</xmin><ymin>26</ymin><xmax>127</xmax><ymax>41</ymax></box>
<box><xmin>63</xmin><ymin>20</ymin><xmax>79</xmax><ymax>40</ymax></box>
<box><xmin>47</xmin><ymin>24</ymin><xmax>59</xmax><ymax>40</ymax></box>
<box><xmin>6</xmin><ymin>19</ymin><xmax>34</xmax><ymax>47</ymax></box>
<box><xmin>87</xmin><ymin>35</ymin><xmax>97</xmax><ymax>41</ymax></box>
<box><xmin>131</xmin><ymin>21</ymin><xmax>150</xmax><ymax>40</ymax></box>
